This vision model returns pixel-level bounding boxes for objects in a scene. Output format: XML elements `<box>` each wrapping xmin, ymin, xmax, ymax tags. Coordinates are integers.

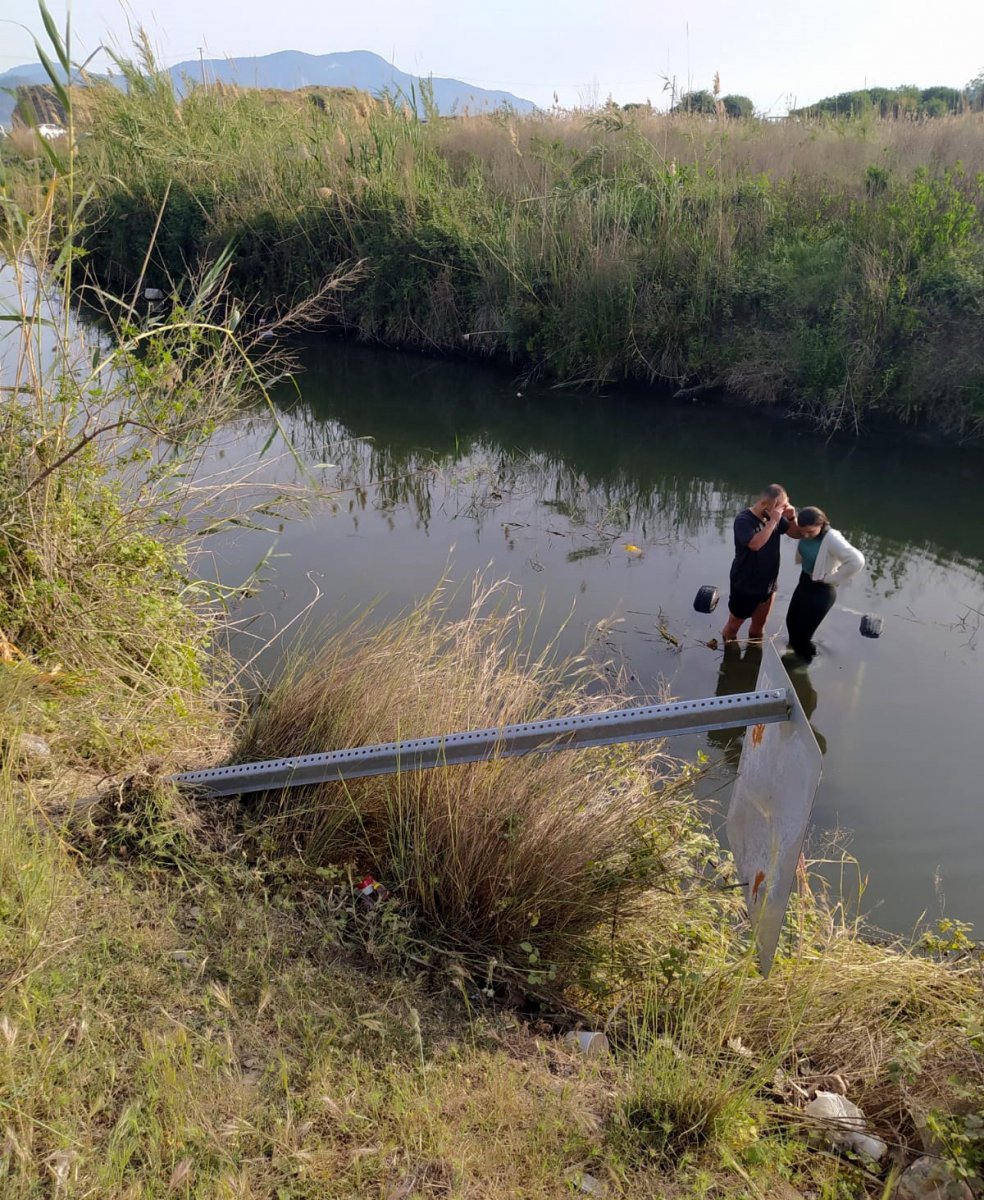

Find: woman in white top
<box><xmin>785</xmin><ymin>506</ymin><xmax>865</xmax><ymax>661</ymax></box>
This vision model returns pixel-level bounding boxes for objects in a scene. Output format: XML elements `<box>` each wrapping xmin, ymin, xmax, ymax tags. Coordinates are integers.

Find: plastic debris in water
<box><xmin>623</xmin><ymin>544</ymin><xmax>642</xmax><ymax>553</ymax></box>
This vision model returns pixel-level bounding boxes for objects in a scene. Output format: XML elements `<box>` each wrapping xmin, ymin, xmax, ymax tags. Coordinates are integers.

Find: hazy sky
<box><xmin>3</xmin><ymin>0</ymin><xmax>984</xmax><ymax>113</ymax></box>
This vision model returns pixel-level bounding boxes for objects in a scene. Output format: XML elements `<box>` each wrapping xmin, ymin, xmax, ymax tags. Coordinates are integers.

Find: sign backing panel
<box><xmin>727</xmin><ymin>641</ymin><xmax>823</xmax><ymax>976</ymax></box>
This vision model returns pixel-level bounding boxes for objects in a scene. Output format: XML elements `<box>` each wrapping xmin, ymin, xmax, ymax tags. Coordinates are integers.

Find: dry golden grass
<box><xmin>64</xmin><ymin>66</ymin><xmax>984</xmax><ymax>430</ymax></box>
<box><xmin>746</xmin><ymin>930</ymin><xmax>984</xmax><ymax>1127</ymax></box>
<box><xmin>5</xmin><ymin>751</ymin><xmax>979</xmax><ymax>1199</ymax></box>
<box><xmin>234</xmin><ymin>578</ymin><xmax>695</xmax><ymax>986</ymax></box>
<box><xmin>432</xmin><ymin>108</ymin><xmax>984</xmax><ymax>197</ymax></box>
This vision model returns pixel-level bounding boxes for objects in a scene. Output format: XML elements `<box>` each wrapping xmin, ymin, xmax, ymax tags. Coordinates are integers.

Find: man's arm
<box><xmin>746</xmin><ymin>503</ymin><xmax>785</xmax><ymax>551</ymax></box>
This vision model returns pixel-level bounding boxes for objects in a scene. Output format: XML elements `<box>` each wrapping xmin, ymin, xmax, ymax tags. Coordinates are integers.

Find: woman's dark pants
<box><xmin>786</xmin><ymin>573</ymin><xmax>836</xmax><ymax>660</ymax></box>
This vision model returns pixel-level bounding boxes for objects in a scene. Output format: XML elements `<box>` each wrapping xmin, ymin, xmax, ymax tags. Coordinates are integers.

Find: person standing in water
<box><xmin>722</xmin><ymin>484</ymin><xmax>800</xmax><ymax>643</ymax></box>
<box><xmin>785</xmin><ymin>506</ymin><xmax>865</xmax><ymax>661</ymax></box>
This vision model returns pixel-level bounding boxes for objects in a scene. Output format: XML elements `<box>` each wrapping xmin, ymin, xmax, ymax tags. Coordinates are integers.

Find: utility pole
<box><xmin>198</xmin><ymin>46</ymin><xmax>207</xmax><ymax>91</ymax></box>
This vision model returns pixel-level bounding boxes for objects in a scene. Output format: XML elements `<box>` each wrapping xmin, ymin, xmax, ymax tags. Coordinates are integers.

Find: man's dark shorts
<box><xmin>728</xmin><ymin>590</ymin><xmax>773</xmax><ymax>620</ymax></box>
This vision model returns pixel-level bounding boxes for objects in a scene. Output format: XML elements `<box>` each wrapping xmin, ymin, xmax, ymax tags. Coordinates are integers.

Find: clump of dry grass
<box><xmin>234</xmin><ymin>578</ymin><xmax>695</xmax><ymax>985</ymax></box>
<box><xmin>746</xmin><ymin>928</ymin><xmax>984</xmax><ymax>1131</ymax></box>
<box><xmin>610</xmin><ymin>889</ymin><xmax>984</xmax><ymax>1175</ymax></box>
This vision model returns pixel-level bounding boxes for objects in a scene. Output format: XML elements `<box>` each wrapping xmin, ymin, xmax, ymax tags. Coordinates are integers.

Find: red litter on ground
<box><xmin>357</xmin><ymin>875</ymin><xmax>389</xmax><ymax>908</ymax></box>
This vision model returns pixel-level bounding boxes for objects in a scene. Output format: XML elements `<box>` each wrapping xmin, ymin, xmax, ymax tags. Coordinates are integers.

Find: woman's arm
<box><xmin>783</xmin><ymin>505</ymin><xmax>805</xmax><ymax>539</ymax></box>
<box><xmin>823</xmin><ymin>531</ymin><xmax>865</xmax><ymax>583</ymax></box>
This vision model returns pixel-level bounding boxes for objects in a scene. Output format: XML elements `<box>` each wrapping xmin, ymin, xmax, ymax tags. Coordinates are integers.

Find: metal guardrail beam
<box><xmin>171</xmin><ymin>688</ymin><xmax>790</xmax><ymax>797</ymax></box>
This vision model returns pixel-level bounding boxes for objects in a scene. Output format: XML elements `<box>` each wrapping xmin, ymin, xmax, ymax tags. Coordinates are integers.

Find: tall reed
<box><xmin>44</xmin><ymin>58</ymin><xmax>984</xmax><ymax>435</ymax></box>
<box><xmin>0</xmin><ymin>5</ymin><xmax>359</xmax><ymax>767</ymax></box>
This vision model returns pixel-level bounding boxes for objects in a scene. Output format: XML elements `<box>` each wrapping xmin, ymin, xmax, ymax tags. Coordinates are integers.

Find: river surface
<box><xmin>197</xmin><ymin>339</ymin><xmax>983</xmax><ymax>934</ymax></box>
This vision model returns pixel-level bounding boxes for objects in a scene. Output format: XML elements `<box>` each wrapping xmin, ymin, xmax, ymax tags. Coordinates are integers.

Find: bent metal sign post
<box><xmin>172</xmin><ymin>639</ymin><xmax>817</xmax><ymax>976</ymax></box>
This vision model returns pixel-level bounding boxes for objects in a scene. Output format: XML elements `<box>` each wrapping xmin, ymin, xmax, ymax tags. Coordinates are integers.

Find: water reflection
<box><xmin>707</xmin><ymin>643</ymin><xmax>763</xmax><ymax>766</ymax></box>
<box><xmin>265</xmin><ymin>337</ymin><xmax>984</xmax><ymax>586</ymax></box>
<box><xmin>706</xmin><ymin>642</ymin><xmax>828</xmax><ymax>767</ymax></box>
<box><xmin>781</xmin><ymin>653</ymin><xmax>828</xmax><ymax>756</ymax></box>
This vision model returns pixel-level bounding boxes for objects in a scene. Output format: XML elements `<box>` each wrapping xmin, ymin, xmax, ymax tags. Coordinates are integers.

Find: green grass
<box><xmin>3</xmin><ymin>658</ymin><xmax>982</xmax><ymax>1197</ymax></box>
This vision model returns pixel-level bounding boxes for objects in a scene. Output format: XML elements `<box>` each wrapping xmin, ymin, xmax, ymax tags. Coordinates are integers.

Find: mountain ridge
<box><xmin>166</xmin><ymin>49</ymin><xmax>534</xmax><ymax>114</ymax></box>
<box><xmin>0</xmin><ymin>49</ymin><xmax>534</xmax><ymax>126</ymax></box>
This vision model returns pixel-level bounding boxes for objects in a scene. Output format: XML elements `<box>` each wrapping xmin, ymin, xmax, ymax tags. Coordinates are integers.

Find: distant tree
<box><xmin>622</xmin><ymin>101</ymin><xmax>652</xmax><ymax>113</ymax></box>
<box><xmin>920</xmin><ymin>85</ymin><xmax>961</xmax><ymax>113</ymax></box>
<box><xmin>792</xmin><ymin>83</ymin><xmax>964</xmax><ymax>120</ymax></box>
<box><xmin>842</xmin><ymin>90</ymin><xmax>874</xmax><ymax>116</ymax></box>
<box><xmin>967</xmin><ymin>71</ymin><xmax>984</xmax><ymax>110</ymax></box>
<box><xmin>722</xmin><ymin>93</ymin><xmax>754</xmax><ymax>119</ymax></box>
<box><xmin>671</xmin><ymin>89</ymin><xmax>718</xmax><ymax>115</ymax></box>
<box><xmin>892</xmin><ymin>84</ymin><xmax>922</xmax><ymax>116</ymax></box>
<box><xmin>793</xmin><ymin>89</ymin><xmax>872</xmax><ymax>117</ymax></box>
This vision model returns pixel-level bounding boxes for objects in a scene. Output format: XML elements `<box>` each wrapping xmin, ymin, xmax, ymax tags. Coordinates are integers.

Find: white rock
<box><xmin>144</xmin><ymin>287</ymin><xmax>164</xmax><ymax>301</ymax></box>
<box><xmin>564</xmin><ymin>1169</ymin><xmax>607</xmax><ymax>1197</ymax></box>
<box><xmin>18</xmin><ymin>733</ymin><xmax>52</xmax><ymax>760</ymax></box>
<box><xmin>578</xmin><ymin>1173</ymin><xmax>606</xmax><ymax>1196</ymax></box>
<box><xmin>851</xmin><ymin>1133</ymin><xmax>888</xmax><ymax>1162</ymax></box>
<box><xmin>804</xmin><ymin>1090</ymin><xmax>865</xmax><ymax>1139</ymax></box>
<box><xmin>894</xmin><ymin>1156</ymin><xmax>974</xmax><ymax>1200</ymax></box>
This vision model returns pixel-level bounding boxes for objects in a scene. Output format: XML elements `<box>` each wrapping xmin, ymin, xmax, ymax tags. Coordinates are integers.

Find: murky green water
<box><xmin>199</xmin><ymin>337</ymin><xmax>984</xmax><ymax>934</ymax></box>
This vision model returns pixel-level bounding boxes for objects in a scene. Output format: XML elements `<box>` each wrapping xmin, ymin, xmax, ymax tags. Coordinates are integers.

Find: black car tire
<box><xmin>694</xmin><ymin>585</ymin><xmax>720</xmax><ymax>614</ymax></box>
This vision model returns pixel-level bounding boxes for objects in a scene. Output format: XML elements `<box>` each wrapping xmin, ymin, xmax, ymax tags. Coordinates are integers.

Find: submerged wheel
<box><xmin>694</xmin><ymin>585</ymin><xmax>720</xmax><ymax>614</ymax></box>
<box><xmin>859</xmin><ymin>614</ymin><xmax>883</xmax><ymax>639</ymax></box>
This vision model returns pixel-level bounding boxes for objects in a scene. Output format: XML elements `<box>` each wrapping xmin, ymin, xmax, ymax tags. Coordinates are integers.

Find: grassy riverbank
<box><xmin>1</xmin><ymin>245</ymin><xmax>981</xmax><ymax>1190</ymax></box>
<box><xmin>4</xmin><ymin>575</ymin><xmax>984</xmax><ymax>1197</ymax></box>
<box><xmin>15</xmin><ymin>64</ymin><xmax>984</xmax><ymax>435</ymax></box>
<box><xmin>1</xmin><ymin>321</ymin><xmax>982</xmax><ymax>1193</ymax></box>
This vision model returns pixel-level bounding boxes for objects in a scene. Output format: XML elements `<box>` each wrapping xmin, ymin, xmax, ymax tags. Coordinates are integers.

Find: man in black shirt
<box><xmin>722</xmin><ymin>484</ymin><xmax>799</xmax><ymax>643</ymax></box>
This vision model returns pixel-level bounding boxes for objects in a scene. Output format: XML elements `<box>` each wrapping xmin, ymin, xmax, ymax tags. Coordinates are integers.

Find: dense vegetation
<box><xmin>20</xmin><ymin>60</ymin><xmax>976</xmax><ymax>438</ymax></box>
<box><xmin>668</xmin><ymin>89</ymin><xmax>755</xmax><ymax>118</ymax></box>
<box><xmin>791</xmin><ymin>84</ymin><xmax>973</xmax><ymax>119</ymax></box>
